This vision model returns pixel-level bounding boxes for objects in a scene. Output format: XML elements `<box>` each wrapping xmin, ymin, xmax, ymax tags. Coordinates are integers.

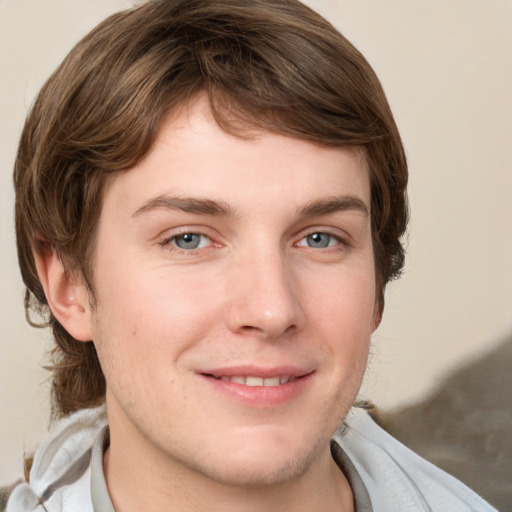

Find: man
<box><xmin>7</xmin><ymin>0</ymin><xmax>496</xmax><ymax>510</ymax></box>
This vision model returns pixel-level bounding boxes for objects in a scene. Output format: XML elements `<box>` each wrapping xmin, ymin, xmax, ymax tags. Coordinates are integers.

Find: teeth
<box><xmin>246</xmin><ymin>377</ymin><xmax>264</xmax><ymax>386</ymax></box>
<box><xmin>263</xmin><ymin>377</ymin><xmax>280</xmax><ymax>386</ymax></box>
<box><xmin>216</xmin><ymin>375</ymin><xmax>295</xmax><ymax>386</ymax></box>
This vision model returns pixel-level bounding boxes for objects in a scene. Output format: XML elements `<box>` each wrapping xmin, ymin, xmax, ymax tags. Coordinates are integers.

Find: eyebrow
<box><xmin>132</xmin><ymin>194</ymin><xmax>369</xmax><ymax>220</ymax></box>
<box><xmin>133</xmin><ymin>195</ymin><xmax>234</xmax><ymax>218</ymax></box>
<box><xmin>298</xmin><ymin>196</ymin><xmax>369</xmax><ymax>218</ymax></box>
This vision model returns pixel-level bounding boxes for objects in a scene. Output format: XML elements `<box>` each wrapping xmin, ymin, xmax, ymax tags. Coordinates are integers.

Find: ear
<box><xmin>371</xmin><ymin>300</ymin><xmax>382</xmax><ymax>333</ymax></box>
<box><xmin>34</xmin><ymin>246</ymin><xmax>93</xmax><ymax>342</ymax></box>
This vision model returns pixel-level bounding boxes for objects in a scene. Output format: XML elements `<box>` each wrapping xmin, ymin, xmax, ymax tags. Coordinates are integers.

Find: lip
<box><xmin>197</xmin><ymin>365</ymin><xmax>315</xmax><ymax>407</ymax></box>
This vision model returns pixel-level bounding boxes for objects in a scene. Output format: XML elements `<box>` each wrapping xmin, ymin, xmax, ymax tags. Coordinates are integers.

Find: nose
<box><xmin>225</xmin><ymin>250</ymin><xmax>305</xmax><ymax>340</ymax></box>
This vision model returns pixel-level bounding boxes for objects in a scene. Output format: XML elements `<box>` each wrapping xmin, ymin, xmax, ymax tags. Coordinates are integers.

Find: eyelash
<box><xmin>159</xmin><ymin>232</ymin><xmax>214</xmax><ymax>253</ymax></box>
<box><xmin>295</xmin><ymin>230</ymin><xmax>348</xmax><ymax>250</ymax></box>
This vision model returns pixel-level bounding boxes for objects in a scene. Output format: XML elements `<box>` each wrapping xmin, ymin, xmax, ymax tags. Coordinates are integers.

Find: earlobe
<box><xmin>33</xmin><ymin>246</ymin><xmax>93</xmax><ymax>342</ymax></box>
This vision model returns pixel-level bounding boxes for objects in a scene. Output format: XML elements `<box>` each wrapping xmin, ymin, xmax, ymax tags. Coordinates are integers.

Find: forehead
<box><xmin>103</xmin><ymin>95</ymin><xmax>371</xmax><ymax>218</ymax></box>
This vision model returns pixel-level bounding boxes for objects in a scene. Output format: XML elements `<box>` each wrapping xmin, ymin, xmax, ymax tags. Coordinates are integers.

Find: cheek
<box><xmin>307</xmin><ymin>268</ymin><xmax>377</xmax><ymax>332</ymax></box>
<box><xmin>305</xmin><ymin>269</ymin><xmax>376</xmax><ymax>376</ymax></box>
<box><xmin>91</xmin><ymin>266</ymin><xmax>222</xmax><ymax>361</ymax></box>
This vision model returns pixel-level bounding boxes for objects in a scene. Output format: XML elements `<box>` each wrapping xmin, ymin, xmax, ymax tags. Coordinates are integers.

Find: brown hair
<box><xmin>14</xmin><ymin>0</ymin><xmax>408</xmax><ymax>418</ymax></box>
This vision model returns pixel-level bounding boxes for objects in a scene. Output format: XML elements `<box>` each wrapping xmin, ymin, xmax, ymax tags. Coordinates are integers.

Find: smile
<box><xmin>213</xmin><ymin>375</ymin><xmax>296</xmax><ymax>386</ymax></box>
<box><xmin>199</xmin><ymin>367</ymin><xmax>314</xmax><ymax>407</ymax></box>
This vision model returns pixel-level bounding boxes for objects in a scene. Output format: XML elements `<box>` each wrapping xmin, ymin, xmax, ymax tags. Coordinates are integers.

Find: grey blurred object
<box><xmin>375</xmin><ymin>334</ymin><xmax>512</xmax><ymax>511</ymax></box>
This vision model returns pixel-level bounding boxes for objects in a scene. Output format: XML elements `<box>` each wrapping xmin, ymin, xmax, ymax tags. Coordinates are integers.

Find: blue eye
<box><xmin>170</xmin><ymin>233</ymin><xmax>209</xmax><ymax>250</ymax></box>
<box><xmin>299</xmin><ymin>233</ymin><xmax>338</xmax><ymax>248</ymax></box>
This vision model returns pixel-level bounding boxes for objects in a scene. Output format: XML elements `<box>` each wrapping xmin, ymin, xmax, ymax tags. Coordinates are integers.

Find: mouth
<box><xmin>198</xmin><ymin>366</ymin><xmax>314</xmax><ymax>407</ymax></box>
<box><xmin>204</xmin><ymin>374</ymin><xmax>298</xmax><ymax>386</ymax></box>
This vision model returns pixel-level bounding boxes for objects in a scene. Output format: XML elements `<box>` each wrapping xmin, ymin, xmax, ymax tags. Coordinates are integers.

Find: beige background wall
<box><xmin>1</xmin><ymin>0</ymin><xmax>511</xmax><ymax>483</ymax></box>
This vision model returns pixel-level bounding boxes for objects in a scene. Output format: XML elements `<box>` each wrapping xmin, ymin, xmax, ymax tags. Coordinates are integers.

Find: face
<box><xmin>85</xmin><ymin>95</ymin><xmax>378</xmax><ymax>487</ymax></box>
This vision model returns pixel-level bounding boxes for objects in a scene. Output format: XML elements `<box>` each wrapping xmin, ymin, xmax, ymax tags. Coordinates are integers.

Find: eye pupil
<box><xmin>307</xmin><ymin>233</ymin><xmax>330</xmax><ymax>248</ymax></box>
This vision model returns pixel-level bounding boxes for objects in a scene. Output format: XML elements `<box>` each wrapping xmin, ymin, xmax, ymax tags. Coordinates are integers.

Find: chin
<box><xmin>191</xmin><ymin>430</ymin><xmax>324</xmax><ymax>488</ymax></box>
<box><xmin>199</xmin><ymin>450</ymin><xmax>317</xmax><ymax>488</ymax></box>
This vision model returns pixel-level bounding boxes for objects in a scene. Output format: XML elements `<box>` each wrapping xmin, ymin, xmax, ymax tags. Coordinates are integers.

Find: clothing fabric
<box><xmin>6</xmin><ymin>406</ymin><xmax>497</xmax><ymax>511</ymax></box>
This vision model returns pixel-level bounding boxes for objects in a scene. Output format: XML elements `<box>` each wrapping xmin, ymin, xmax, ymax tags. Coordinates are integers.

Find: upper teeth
<box><xmin>218</xmin><ymin>376</ymin><xmax>295</xmax><ymax>386</ymax></box>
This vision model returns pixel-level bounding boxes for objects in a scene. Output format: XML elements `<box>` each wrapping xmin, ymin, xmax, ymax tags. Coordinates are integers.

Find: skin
<box><xmin>39</xmin><ymin>95</ymin><xmax>379</xmax><ymax>511</ymax></box>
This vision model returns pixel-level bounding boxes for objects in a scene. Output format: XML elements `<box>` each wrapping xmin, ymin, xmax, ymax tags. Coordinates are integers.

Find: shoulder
<box><xmin>5</xmin><ymin>406</ymin><xmax>107</xmax><ymax>512</ymax></box>
<box><xmin>1</xmin><ymin>482</ymin><xmax>21</xmax><ymax>512</ymax></box>
<box><xmin>333</xmin><ymin>407</ymin><xmax>498</xmax><ymax>512</ymax></box>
